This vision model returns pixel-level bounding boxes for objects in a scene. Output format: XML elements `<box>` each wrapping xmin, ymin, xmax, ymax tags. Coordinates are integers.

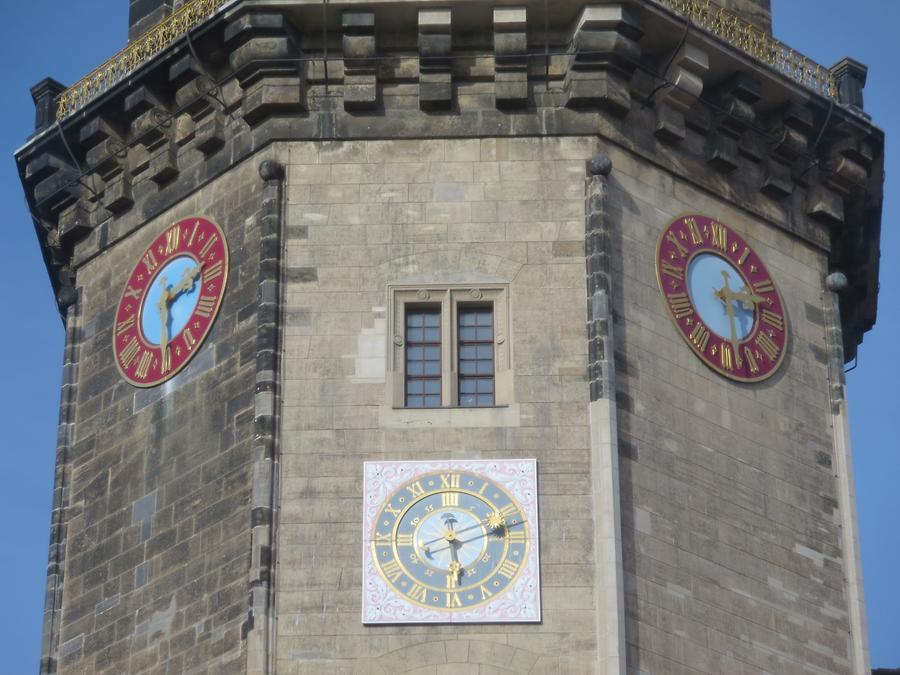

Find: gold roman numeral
<box><xmin>195</xmin><ymin>296</ymin><xmax>217</xmax><ymax>318</ymax></box>
<box><xmin>183</xmin><ymin>328</ymin><xmax>197</xmax><ymax>351</ymax></box>
<box><xmin>199</xmin><ymin>234</ymin><xmax>219</xmax><ymax>259</ymax></box>
<box><xmin>710</xmin><ymin>221</ymin><xmax>728</xmax><ymax>251</ymax></box>
<box><xmin>406</xmin><ymin>481</ymin><xmax>426</xmax><ymax>499</ymax></box>
<box><xmin>124</xmin><ymin>285</ymin><xmax>142</xmax><ymax>300</ymax></box>
<box><xmin>689</xmin><ymin>324</ymin><xmax>710</xmax><ymax>352</ymax></box>
<box><xmin>440</xmin><ymin>474</ymin><xmax>460</xmax><ymax>489</ymax></box>
<box><xmin>744</xmin><ymin>347</ymin><xmax>759</xmax><ymax>374</ymax></box>
<box><xmin>445</xmin><ymin>592</ymin><xmax>462</xmax><ymax>607</ymax></box>
<box><xmin>667</xmin><ymin>293</ymin><xmax>694</xmax><ymax>319</ymax></box>
<box><xmin>442</xmin><ymin>492</ymin><xmax>460</xmax><ymax>507</ymax></box>
<box><xmin>203</xmin><ymin>260</ymin><xmax>224</xmax><ymax>284</ymax></box>
<box><xmin>135</xmin><ymin>351</ymin><xmax>153</xmax><ymax>379</ymax></box>
<box><xmin>187</xmin><ymin>220</ymin><xmax>200</xmax><ymax>247</ymax></box>
<box><xmin>760</xmin><ymin>309</ymin><xmax>784</xmax><ymax>331</ymax></box>
<box><xmin>116</xmin><ymin>315</ymin><xmax>136</xmax><ymax>336</ymax></box>
<box><xmin>120</xmin><ymin>337</ymin><xmax>140</xmax><ymax>367</ymax></box>
<box><xmin>499</xmin><ymin>504</ymin><xmax>518</xmax><ymax>518</ymax></box>
<box><xmin>479</xmin><ymin>585</ymin><xmax>494</xmax><ymax>600</ymax></box>
<box><xmin>407</xmin><ymin>584</ymin><xmax>428</xmax><ymax>603</ymax></box>
<box><xmin>685</xmin><ymin>217</ymin><xmax>703</xmax><ymax>245</ymax></box>
<box><xmin>446</xmin><ymin>573</ymin><xmax>459</xmax><ymax>590</ymax></box>
<box><xmin>384</xmin><ymin>503</ymin><xmax>402</xmax><ymax>518</ymax></box>
<box><xmin>164</xmin><ymin>226</ymin><xmax>181</xmax><ymax>255</ymax></box>
<box><xmin>756</xmin><ymin>332</ymin><xmax>780</xmax><ymax>361</ymax></box>
<box><xmin>374</xmin><ymin>532</ymin><xmax>392</xmax><ymax>547</ymax></box>
<box><xmin>142</xmin><ymin>250</ymin><xmax>158</xmax><ymax>274</ymax></box>
<box><xmin>160</xmin><ymin>346</ymin><xmax>171</xmax><ymax>374</ymax></box>
<box><xmin>661</xmin><ymin>260</ymin><xmax>685</xmax><ymax>281</ymax></box>
<box><xmin>720</xmin><ymin>343</ymin><xmax>734</xmax><ymax>371</ymax></box>
<box><xmin>381</xmin><ymin>559</ymin><xmax>403</xmax><ymax>583</ymax></box>
<box><xmin>665</xmin><ymin>231</ymin><xmax>689</xmax><ymax>258</ymax></box>
<box><xmin>396</xmin><ymin>533</ymin><xmax>413</xmax><ymax>547</ymax></box>
<box><xmin>497</xmin><ymin>560</ymin><xmax>519</xmax><ymax>579</ymax></box>
<box><xmin>754</xmin><ymin>279</ymin><xmax>775</xmax><ymax>294</ymax></box>
<box><xmin>507</xmin><ymin>529</ymin><xmax>526</xmax><ymax>543</ymax></box>
<box><xmin>738</xmin><ymin>247</ymin><xmax>750</xmax><ymax>266</ymax></box>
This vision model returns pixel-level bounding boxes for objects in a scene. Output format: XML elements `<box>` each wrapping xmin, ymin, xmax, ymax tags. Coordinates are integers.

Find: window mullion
<box><xmin>442</xmin><ymin>292</ymin><xmax>454</xmax><ymax>406</ymax></box>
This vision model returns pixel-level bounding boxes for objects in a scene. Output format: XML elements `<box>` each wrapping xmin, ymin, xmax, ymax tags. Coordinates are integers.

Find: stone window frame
<box><xmin>387</xmin><ymin>284</ymin><xmax>513</xmax><ymax>411</ymax></box>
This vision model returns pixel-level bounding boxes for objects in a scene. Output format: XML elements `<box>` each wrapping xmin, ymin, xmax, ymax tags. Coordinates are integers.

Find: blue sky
<box><xmin>0</xmin><ymin>1</ymin><xmax>896</xmax><ymax>671</ymax></box>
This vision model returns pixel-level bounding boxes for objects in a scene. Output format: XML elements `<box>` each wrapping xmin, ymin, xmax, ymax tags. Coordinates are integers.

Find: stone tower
<box><xmin>17</xmin><ymin>1</ymin><xmax>883</xmax><ymax>673</ymax></box>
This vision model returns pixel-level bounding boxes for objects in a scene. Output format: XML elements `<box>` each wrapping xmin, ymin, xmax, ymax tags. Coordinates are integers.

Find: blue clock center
<box><xmin>141</xmin><ymin>256</ymin><xmax>202</xmax><ymax>345</ymax></box>
<box><xmin>687</xmin><ymin>253</ymin><xmax>755</xmax><ymax>340</ymax></box>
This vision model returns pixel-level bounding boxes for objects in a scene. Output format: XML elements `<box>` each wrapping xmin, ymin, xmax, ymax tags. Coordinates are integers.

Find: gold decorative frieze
<box><xmin>54</xmin><ymin>0</ymin><xmax>837</xmax><ymax>121</ymax></box>
<box><xmin>654</xmin><ymin>0</ymin><xmax>837</xmax><ymax>99</ymax></box>
<box><xmin>56</xmin><ymin>0</ymin><xmax>232</xmax><ymax>121</ymax></box>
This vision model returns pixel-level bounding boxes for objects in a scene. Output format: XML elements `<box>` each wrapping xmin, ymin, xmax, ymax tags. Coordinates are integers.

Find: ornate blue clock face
<box><xmin>140</xmin><ymin>256</ymin><xmax>202</xmax><ymax>345</ymax></box>
<box><xmin>370</xmin><ymin>470</ymin><xmax>528</xmax><ymax>614</ymax></box>
<box><xmin>687</xmin><ymin>253</ymin><xmax>755</xmax><ymax>340</ymax></box>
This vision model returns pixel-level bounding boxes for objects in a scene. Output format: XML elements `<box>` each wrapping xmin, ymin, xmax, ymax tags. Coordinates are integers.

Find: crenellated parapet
<box><xmin>16</xmin><ymin>0</ymin><xmax>884</xmax><ymax>360</ymax></box>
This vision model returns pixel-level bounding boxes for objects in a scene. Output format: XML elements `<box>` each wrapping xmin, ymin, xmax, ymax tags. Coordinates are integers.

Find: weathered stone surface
<box><xmin>15</xmin><ymin>2</ymin><xmax>884</xmax><ymax>674</ymax></box>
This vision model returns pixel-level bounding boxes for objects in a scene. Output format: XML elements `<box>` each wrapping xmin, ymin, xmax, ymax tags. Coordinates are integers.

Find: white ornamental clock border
<box><xmin>361</xmin><ymin>458</ymin><xmax>541</xmax><ymax>624</ymax></box>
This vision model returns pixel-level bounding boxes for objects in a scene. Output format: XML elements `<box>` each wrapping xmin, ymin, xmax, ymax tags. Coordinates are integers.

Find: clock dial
<box><xmin>113</xmin><ymin>216</ymin><xmax>228</xmax><ymax>387</ymax></box>
<box><xmin>655</xmin><ymin>214</ymin><xmax>787</xmax><ymax>382</ymax></box>
<box><xmin>363</xmin><ymin>460</ymin><xmax>540</xmax><ymax>624</ymax></box>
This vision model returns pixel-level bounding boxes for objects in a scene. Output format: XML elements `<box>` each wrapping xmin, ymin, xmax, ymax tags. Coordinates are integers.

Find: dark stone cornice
<box><xmin>15</xmin><ymin>0</ymin><xmax>884</xmax><ymax>361</ymax></box>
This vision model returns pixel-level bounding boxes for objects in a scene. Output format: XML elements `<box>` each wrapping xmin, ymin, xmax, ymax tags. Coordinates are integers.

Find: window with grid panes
<box><xmin>458</xmin><ymin>307</ymin><xmax>494</xmax><ymax>407</ymax></box>
<box><xmin>405</xmin><ymin>308</ymin><xmax>442</xmax><ymax>407</ymax></box>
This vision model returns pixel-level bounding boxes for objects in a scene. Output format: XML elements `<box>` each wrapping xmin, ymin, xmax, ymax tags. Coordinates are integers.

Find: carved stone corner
<box><xmin>831</xmin><ymin>57</ymin><xmax>868</xmax><ymax>114</ymax></box>
<box><xmin>30</xmin><ymin>78</ymin><xmax>66</xmax><ymax>134</ymax></box>
<box><xmin>564</xmin><ymin>4</ymin><xmax>643</xmax><ymax>116</ymax></box>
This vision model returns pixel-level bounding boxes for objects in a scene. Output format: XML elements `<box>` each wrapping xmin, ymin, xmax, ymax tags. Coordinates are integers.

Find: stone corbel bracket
<box><xmin>493</xmin><ymin>7</ymin><xmax>528</xmax><ymax>108</ymax></box>
<box><xmin>15</xmin><ymin>0</ymin><xmax>884</xmax><ymax>358</ymax></box>
<box><xmin>565</xmin><ymin>4</ymin><xmax>643</xmax><ymax>116</ymax></box>
<box><xmin>706</xmin><ymin>73</ymin><xmax>761</xmax><ymax>174</ymax></box>
<box><xmin>653</xmin><ymin>43</ymin><xmax>709</xmax><ymax>144</ymax></box>
<box><xmin>78</xmin><ymin>116</ymin><xmax>133</xmax><ymax>217</ymax></box>
<box><xmin>169</xmin><ymin>54</ymin><xmax>226</xmax><ymax>155</ymax></box>
<box><xmin>418</xmin><ymin>8</ymin><xmax>453</xmax><ymax>110</ymax></box>
<box><xmin>225</xmin><ymin>7</ymin><xmax>306</xmax><ymax>125</ymax></box>
<box><xmin>761</xmin><ymin>102</ymin><xmax>814</xmax><ymax>200</ymax></box>
<box><xmin>342</xmin><ymin>9</ymin><xmax>377</xmax><ymax>111</ymax></box>
<box><xmin>124</xmin><ymin>86</ymin><xmax>179</xmax><ymax>188</ymax></box>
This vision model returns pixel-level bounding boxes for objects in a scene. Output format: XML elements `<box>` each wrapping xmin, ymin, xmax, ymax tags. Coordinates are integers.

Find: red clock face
<box><xmin>655</xmin><ymin>214</ymin><xmax>788</xmax><ymax>382</ymax></box>
<box><xmin>113</xmin><ymin>216</ymin><xmax>228</xmax><ymax>387</ymax></box>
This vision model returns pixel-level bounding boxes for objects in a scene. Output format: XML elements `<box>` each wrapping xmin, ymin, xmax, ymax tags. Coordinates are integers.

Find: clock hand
<box><xmin>420</xmin><ymin>509</ymin><xmax>516</xmax><ymax>551</ymax></box>
<box><xmin>736</xmin><ymin>286</ymin><xmax>766</xmax><ymax>309</ymax></box>
<box><xmin>714</xmin><ymin>271</ymin><xmax>743</xmax><ymax>368</ymax></box>
<box><xmin>169</xmin><ymin>263</ymin><xmax>203</xmax><ymax>301</ymax></box>
<box><xmin>428</xmin><ymin>520</ymin><xmax>528</xmax><ymax>555</ymax></box>
<box><xmin>157</xmin><ymin>276</ymin><xmax>171</xmax><ymax>365</ymax></box>
<box><xmin>419</xmin><ymin>516</ymin><xmax>490</xmax><ymax>549</ymax></box>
